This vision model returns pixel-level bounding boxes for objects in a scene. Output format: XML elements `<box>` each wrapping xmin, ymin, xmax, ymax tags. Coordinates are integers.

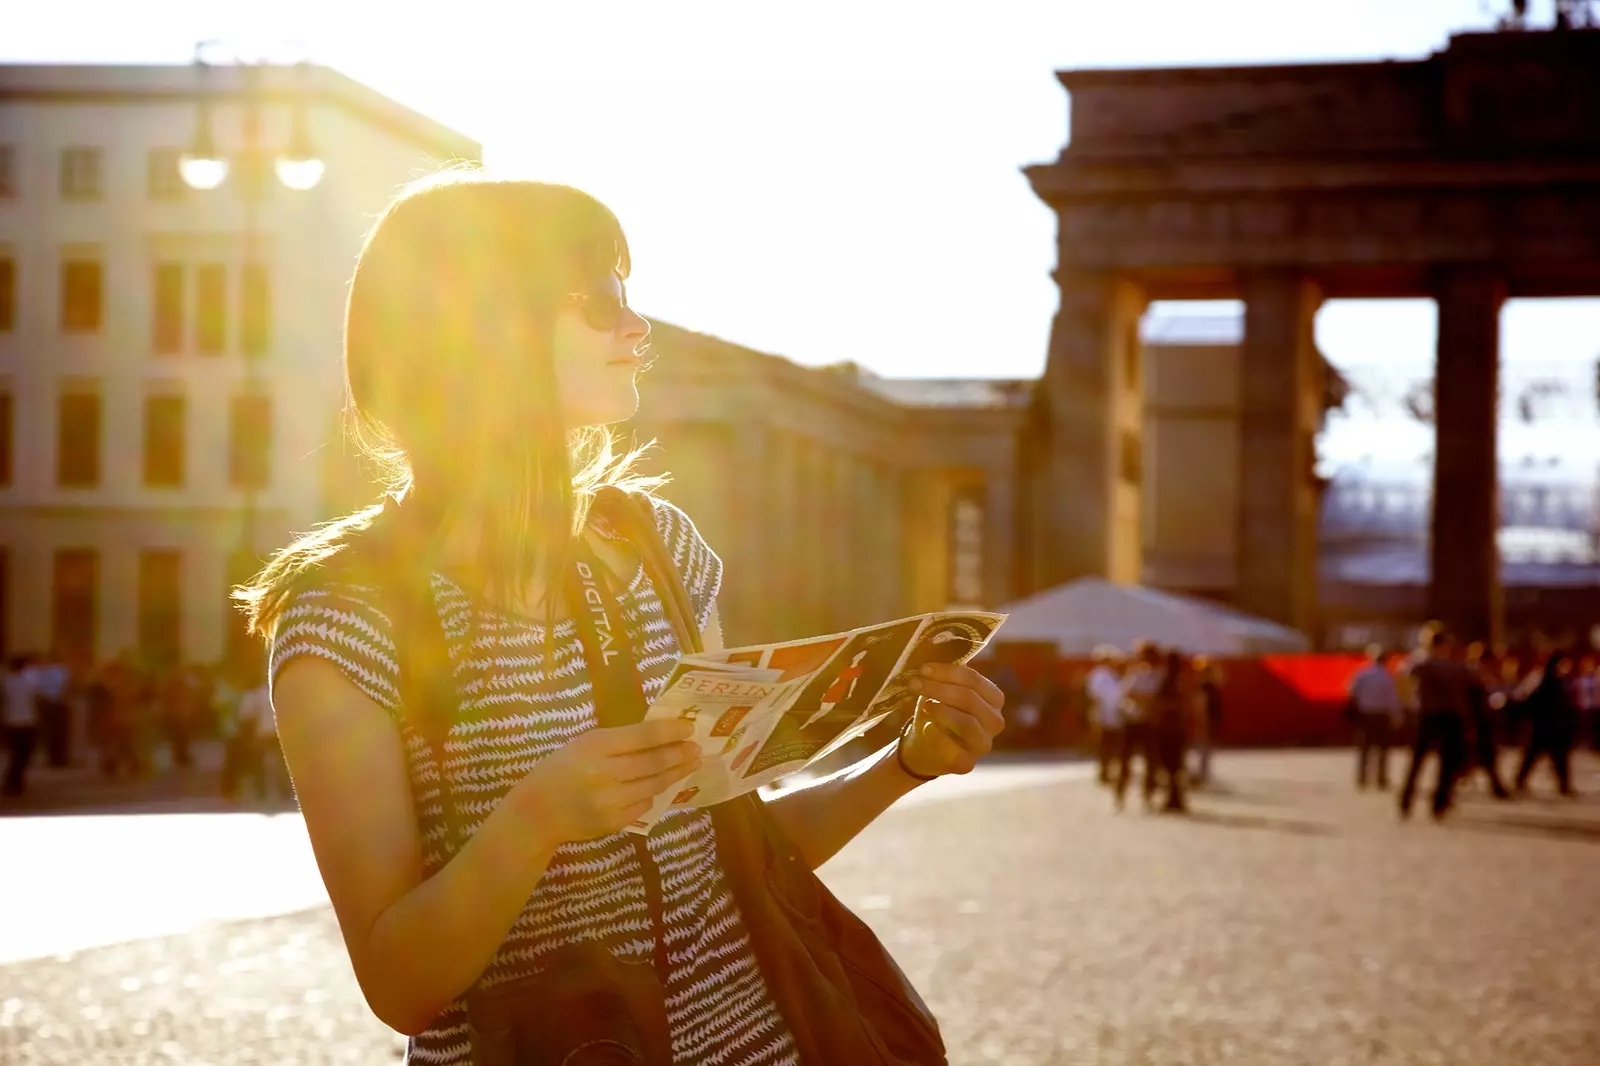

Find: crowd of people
<box><xmin>1345</xmin><ymin>626</ymin><xmax>1593</xmax><ymax>820</ymax></box>
<box><xmin>0</xmin><ymin>651</ymin><xmax>283</xmax><ymax>804</ymax></box>
<box><xmin>1079</xmin><ymin>642</ymin><xmax>1225</xmax><ymax>814</ymax></box>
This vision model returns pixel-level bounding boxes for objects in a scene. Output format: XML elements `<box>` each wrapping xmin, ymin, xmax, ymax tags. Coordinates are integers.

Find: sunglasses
<box><xmin>562</xmin><ymin>290</ymin><xmax>634</xmax><ymax>333</ymax></box>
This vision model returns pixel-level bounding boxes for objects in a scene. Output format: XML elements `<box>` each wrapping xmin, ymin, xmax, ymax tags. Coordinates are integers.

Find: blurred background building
<box><xmin>0</xmin><ymin>62</ymin><xmax>477</xmax><ymax>672</ymax></box>
<box><xmin>2</xmin><ymin>25</ymin><xmax>1597</xmax><ymax>671</ymax></box>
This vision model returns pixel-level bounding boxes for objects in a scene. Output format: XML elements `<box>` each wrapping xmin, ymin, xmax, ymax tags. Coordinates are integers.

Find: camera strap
<box><xmin>565</xmin><ymin>532</ymin><xmax>673</xmax><ymax>984</ymax></box>
<box><xmin>382</xmin><ymin>492</ymin><xmax>677</xmax><ymax>988</ymax></box>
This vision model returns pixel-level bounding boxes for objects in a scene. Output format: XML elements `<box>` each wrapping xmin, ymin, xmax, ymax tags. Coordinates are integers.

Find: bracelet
<box><xmin>895</xmin><ymin>720</ymin><xmax>941</xmax><ymax>783</ymax></box>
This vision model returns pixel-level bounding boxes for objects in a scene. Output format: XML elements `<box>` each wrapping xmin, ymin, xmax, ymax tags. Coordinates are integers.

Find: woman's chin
<box><xmin>571</xmin><ymin>390</ymin><xmax>641</xmax><ymax>428</ymax></box>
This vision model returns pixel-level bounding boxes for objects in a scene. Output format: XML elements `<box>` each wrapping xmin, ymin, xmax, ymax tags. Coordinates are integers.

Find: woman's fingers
<box><xmin>611</xmin><ymin>741</ymin><xmax>702</xmax><ymax>784</ymax></box>
<box><xmin>920</xmin><ymin>700</ymin><xmax>991</xmax><ymax>755</ymax></box>
<box><xmin>923</xmin><ymin>662</ymin><xmax>1005</xmax><ymax>710</ymax></box>
<box><xmin>912</xmin><ymin>674</ymin><xmax>1005</xmax><ymax>737</ymax></box>
<box><xmin>590</xmin><ymin>718</ymin><xmax>695</xmax><ymax>755</ymax></box>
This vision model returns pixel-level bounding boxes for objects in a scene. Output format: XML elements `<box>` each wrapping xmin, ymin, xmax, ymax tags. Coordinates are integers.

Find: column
<box><xmin>984</xmin><ymin>464</ymin><xmax>1016</xmax><ymax>608</ymax></box>
<box><xmin>1236</xmin><ymin>270</ymin><xmax>1322</xmax><ymax>633</ymax></box>
<box><xmin>726</xmin><ymin>420</ymin><xmax>768</xmax><ymax>644</ymax></box>
<box><xmin>1036</xmin><ymin>270</ymin><xmax>1146</xmax><ymax>591</ymax></box>
<box><xmin>1429</xmin><ymin>268</ymin><xmax>1504</xmax><ymax>644</ymax></box>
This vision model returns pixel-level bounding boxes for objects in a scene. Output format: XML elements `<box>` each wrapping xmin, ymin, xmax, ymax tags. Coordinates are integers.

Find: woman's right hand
<box><xmin>513</xmin><ymin>718</ymin><xmax>702</xmax><ymax>844</ymax></box>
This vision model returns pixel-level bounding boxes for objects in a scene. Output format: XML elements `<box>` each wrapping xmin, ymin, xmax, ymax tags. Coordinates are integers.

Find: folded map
<box><xmin>626</xmin><ymin>609</ymin><xmax>1007</xmax><ymax>833</ymax></box>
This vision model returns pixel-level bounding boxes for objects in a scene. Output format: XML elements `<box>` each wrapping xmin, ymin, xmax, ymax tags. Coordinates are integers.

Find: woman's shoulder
<box><xmin>631</xmin><ymin>491</ymin><xmax>723</xmax><ymax>628</ymax></box>
<box><xmin>270</xmin><ymin>574</ymin><xmax>403</xmax><ymax>711</ymax></box>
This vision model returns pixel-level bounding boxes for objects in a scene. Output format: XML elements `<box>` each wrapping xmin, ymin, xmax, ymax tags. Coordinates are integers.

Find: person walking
<box><xmin>32</xmin><ymin>650</ymin><xmax>71</xmax><ymax>768</ymax></box>
<box><xmin>2</xmin><ymin>655</ymin><xmax>41</xmax><ymax>797</ymax></box>
<box><xmin>1147</xmin><ymin>650</ymin><xmax>1193</xmax><ymax>813</ymax></box>
<box><xmin>1114</xmin><ymin>642</ymin><xmax>1162</xmax><ymax>811</ymax></box>
<box><xmin>1573</xmin><ymin>657</ymin><xmax>1597</xmax><ymax>752</ymax></box>
<box><xmin>1398</xmin><ymin>630</ymin><xmax>1473</xmax><ymax>820</ymax></box>
<box><xmin>1347</xmin><ymin>645</ymin><xmax>1401</xmax><ymax>790</ymax></box>
<box><xmin>1191</xmin><ymin>657</ymin><xmax>1223</xmax><ymax>787</ymax></box>
<box><xmin>96</xmin><ymin>655</ymin><xmax>144</xmax><ymax>780</ymax></box>
<box><xmin>1513</xmin><ymin>652</ymin><xmax>1578</xmax><ymax>797</ymax></box>
<box><xmin>1462</xmin><ymin>644</ymin><xmax>1511</xmax><ymax>799</ymax></box>
<box><xmin>1085</xmin><ymin>646</ymin><xmax>1125</xmax><ymax>785</ymax></box>
<box><xmin>238</xmin><ymin>171</ymin><xmax>997</xmax><ymax>1063</ymax></box>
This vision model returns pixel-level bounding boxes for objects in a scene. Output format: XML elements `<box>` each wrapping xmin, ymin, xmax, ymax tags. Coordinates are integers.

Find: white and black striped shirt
<box><xmin>270</xmin><ymin>496</ymin><xmax>799</xmax><ymax>1065</ymax></box>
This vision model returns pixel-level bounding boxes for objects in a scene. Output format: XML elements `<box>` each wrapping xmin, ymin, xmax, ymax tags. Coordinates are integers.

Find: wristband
<box><xmin>895</xmin><ymin>719</ymin><xmax>941</xmax><ymax>783</ymax></box>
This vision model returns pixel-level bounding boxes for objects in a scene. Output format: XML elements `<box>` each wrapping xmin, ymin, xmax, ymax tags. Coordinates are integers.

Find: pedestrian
<box><xmin>1573</xmin><ymin>657</ymin><xmax>1597</xmax><ymax>752</ymax></box>
<box><xmin>1398</xmin><ymin>630</ymin><xmax>1473</xmax><ymax>821</ymax></box>
<box><xmin>1084</xmin><ymin>646</ymin><xmax>1125</xmax><ymax>785</ymax></box>
<box><xmin>1148</xmin><ymin>650</ymin><xmax>1192</xmax><ymax>813</ymax></box>
<box><xmin>1191</xmin><ymin>656</ymin><xmax>1223</xmax><ymax>788</ymax></box>
<box><xmin>32</xmin><ymin>650</ymin><xmax>71</xmax><ymax>768</ymax></box>
<box><xmin>1462</xmin><ymin>644</ymin><xmax>1511</xmax><ymax>799</ymax></box>
<box><xmin>1513</xmin><ymin>652</ymin><xmax>1578</xmax><ymax>797</ymax></box>
<box><xmin>1115</xmin><ymin>642</ymin><xmax>1162</xmax><ymax>811</ymax></box>
<box><xmin>97</xmin><ymin>654</ymin><xmax>144</xmax><ymax>780</ymax></box>
<box><xmin>238</xmin><ymin>665</ymin><xmax>284</xmax><ymax>805</ymax></box>
<box><xmin>1347</xmin><ymin>645</ymin><xmax>1402</xmax><ymax>790</ymax></box>
<box><xmin>235</xmin><ymin>172</ymin><xmax>995</xmax><ymax>1063</ymax></box>
<box><xmin>161</xmin><ymin>664</ymin><xmax>197</xmax><ymax>770</ymax></box>
<box><xmin>2</xmin><ymin>654</ymin><xmax>41</xmax><ymax>797</ymax></box>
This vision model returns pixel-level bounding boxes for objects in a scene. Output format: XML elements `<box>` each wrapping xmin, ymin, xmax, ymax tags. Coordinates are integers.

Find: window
<box><xmin>230</xmin><ymin>393</ymin><xmax>272</xmax><ymax>489</ymax></box>
<box><xmin>0</xmin><ymin>256</ymin><xmax>13</xmax><ymax>331</ymax></box>
<box><xmin>52</xmin><ymin>549</ymin><xmax>97</xmax><ymax>666</ymax></box>
<box><xmin>152</xmin><ymin>263</ymin><xmax>184</xmax><ymax>353</ymax></box>
<box><xmin>57</xmin><ymin>391</ymin><xmax>101</xmax><ymax>487</ymax></box>
<box><xmin>147</xmin><ymin>148</ymin><xmax>185</xmax><ymax>200</ymax></box>
<box><xmin>0</xmin><ymin>391</ymin><xmax>11</xmax><ymax>487</ymax></box>
<box><xmin>137</xmin><ymin>550</ymin><xmax>182</xmax><ymax>667</ymax></box>
<box><xmin>0</xmin><ymin>145</ymin><xmax>14</xmax><ymax>198</ymax></box>
<box><xmin>61</xmin><ymin>258</ymin><xmax>103</xmax><ymax>332</ymax></box>
<box><xmin>60</xmin><ymin>147</ymin><xmax>102</xmax><ymax>200</ymax></box>
<box><xmin>143</xmin><ymin>394</ymin><xmax>186</xmax><ymax>487</ymax></box>
<box><xmin>196</xmin><ymin>262</ymin><xmax>226</xmax><ymax>354</ymax></box>
<box><xmin>241</xmin><ymin>262</ymin><xmax>270</xmax><ymax>356</ymax></box>
<box><xmin>947</xmin><ymin>489</ymin><xmax>986</xmax><ymax>607</ymax></box>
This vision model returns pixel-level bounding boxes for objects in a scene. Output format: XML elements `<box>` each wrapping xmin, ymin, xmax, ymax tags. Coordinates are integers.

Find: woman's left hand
<box><xmin>899</xmin><ymin>662</ymin><xmax>1007</xmax><ymax>778</ymax></box>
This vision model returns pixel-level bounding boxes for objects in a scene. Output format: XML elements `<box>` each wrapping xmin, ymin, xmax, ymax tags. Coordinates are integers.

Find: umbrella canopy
<box><xmin>995</xmin><ymin>578</ymin><xmax>1310</xmax><ymax>656</ymax></box>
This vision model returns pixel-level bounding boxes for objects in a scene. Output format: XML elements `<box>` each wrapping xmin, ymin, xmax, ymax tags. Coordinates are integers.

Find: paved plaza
<box><xmin>2</xmin><ymin>750</ymin><xmax>1597</xmax><ymax>1065</ymax></box>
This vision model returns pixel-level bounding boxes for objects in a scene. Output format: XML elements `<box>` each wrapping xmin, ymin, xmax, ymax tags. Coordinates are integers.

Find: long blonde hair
<box><xmin>235</xmin><ymin>168</ymin><xmax>662</xmax><ymax>645</ymax></box>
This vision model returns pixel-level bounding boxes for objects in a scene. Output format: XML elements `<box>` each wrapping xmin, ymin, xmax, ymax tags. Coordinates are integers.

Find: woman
<box><xmin>239</xmin><ymin>170</ymin><xmax>1004</xmax><ymax>1064</ymax></box>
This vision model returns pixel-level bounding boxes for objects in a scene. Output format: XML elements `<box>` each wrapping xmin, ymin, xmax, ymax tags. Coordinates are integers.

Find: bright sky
<box><xmin>5</xmin><ymin>0</ymin><xmax>1599</xmax><ymax>387</ymax></box>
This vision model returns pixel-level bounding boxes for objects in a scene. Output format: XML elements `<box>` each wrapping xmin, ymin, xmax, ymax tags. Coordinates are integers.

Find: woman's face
<box><xmin>551</xmin><ymin>273</ymin><xmax>651</xmax><ymax>427</ymax></box>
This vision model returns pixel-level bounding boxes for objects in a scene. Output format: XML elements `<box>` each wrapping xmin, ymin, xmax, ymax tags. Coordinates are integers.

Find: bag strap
<box><xmin>591</xmin><ymin>487</ymin><xmax>703</xmax><ymax>657</ymax></box>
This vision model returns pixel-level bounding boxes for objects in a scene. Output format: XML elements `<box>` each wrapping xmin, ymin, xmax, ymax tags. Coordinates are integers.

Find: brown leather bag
<box><xmin>594</xmin><ymin>487</ymin><xmax>947</xmax><ymax>1065</ymax></box>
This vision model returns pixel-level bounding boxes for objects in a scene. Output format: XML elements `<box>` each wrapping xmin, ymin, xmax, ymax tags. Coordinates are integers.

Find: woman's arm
<box><xmin>763</xmin><ymin>662</ymin><xmax>1007</xmax><ymax>869</ymax></box>
<box><xmin>274</xmin><ymin>659</ymin><xmax>697</xmax><ymax>1036</ymax></box>
<box><xmin>759</xmin><ymin>741</ymin><xmax>926</xmax><ymax>869</ymax></box>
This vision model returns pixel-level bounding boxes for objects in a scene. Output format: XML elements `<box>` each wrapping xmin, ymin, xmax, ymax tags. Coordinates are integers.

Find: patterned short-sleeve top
<box><xmin>269</xmin><ymin>496</ymin><xmax>800</xmax><ymax>1066</ymax></box>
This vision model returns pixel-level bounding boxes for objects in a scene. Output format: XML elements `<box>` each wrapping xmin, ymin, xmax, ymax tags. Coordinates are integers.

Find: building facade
<box><xmin>0</xmin><ymin>63</ymin><xmax>478</xmax><ymax>670</ymax></box>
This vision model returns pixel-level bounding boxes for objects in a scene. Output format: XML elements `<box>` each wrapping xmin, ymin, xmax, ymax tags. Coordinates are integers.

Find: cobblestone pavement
<box><xmin>3</xmin><ymin>749</ymin><xmax>1598</xmax><ymax>1065</ymax></box>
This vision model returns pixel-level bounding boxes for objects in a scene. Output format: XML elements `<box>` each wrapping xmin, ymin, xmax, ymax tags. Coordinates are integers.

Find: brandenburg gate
<box><xmin>1026</xmin><ymin>28</ymin><xmax>1600</xmax><ymax>643</ymax></box>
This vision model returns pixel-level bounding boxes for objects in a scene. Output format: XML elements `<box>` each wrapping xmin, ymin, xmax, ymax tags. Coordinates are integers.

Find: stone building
<box><xmin>0</xmin><ymin>62</ymin><xmax>478</xmax><ymax>669</ymax></box>
<box><xmin>6</xmin><ymin>29</ymin><xmax>1596</xmax><ymax>665</ymax></box>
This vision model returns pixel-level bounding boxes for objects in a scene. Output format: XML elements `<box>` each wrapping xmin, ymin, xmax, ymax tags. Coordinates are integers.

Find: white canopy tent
<box><xmin>994</xmin><ymin>578</ymin><xmax>1311</xmax><ymax>656</ymax></box>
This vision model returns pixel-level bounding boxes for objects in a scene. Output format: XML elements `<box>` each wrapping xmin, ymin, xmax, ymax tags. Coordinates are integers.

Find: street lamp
<box><xmin>179</xmin><ymin>42</ymin><xmax>325</xmax><ymax>195</ymax></box>
<box><xmin>178</xmin><ymin>41</ymin><xmax>324</xmax><ymax>678</ymax></box>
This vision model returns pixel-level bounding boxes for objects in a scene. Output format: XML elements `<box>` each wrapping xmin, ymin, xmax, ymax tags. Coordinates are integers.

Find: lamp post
<box><xmin>179</xmin><ymin>41</ymin><xmax>324</xmax><ymax>675</ymax></box>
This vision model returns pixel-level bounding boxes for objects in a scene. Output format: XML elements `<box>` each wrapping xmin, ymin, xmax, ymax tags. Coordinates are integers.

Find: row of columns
<box><xmin>726</xmin><ymin>424</ymin><xmax>909</xmax><ymax>644</ymax></box>
<box><xmin>1039</xmin><ymin>266</ymin><xmax>1505</xmax><ymax>644</ymax></box>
